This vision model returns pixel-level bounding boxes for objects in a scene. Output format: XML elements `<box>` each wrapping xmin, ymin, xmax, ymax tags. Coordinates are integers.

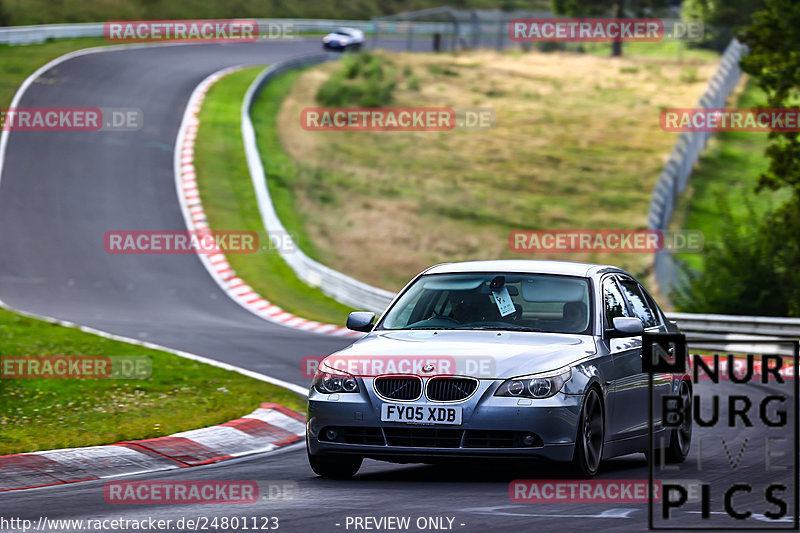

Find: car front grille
<box><xmin>383</xmin><ymin>427</ymin><xmax>464</xmax><ymax>448</ymax></box>
<box><xmin>425</xmin><ymin>377</ymin><xmax>478</xmax><ymax>402</ymax></box>
<box><xmin>374</xmin><ymin>376</ymin><xmax>422</xmax><ymax>401</ymax></box>
<box><xmin>319</xmin><ymin>427</ymin><xmax>542</xmax><ymax>449</ymax></box>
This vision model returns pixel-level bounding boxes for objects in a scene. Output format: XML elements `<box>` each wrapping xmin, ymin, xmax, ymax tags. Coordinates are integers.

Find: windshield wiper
<box><xmin>473</xmin><ymin>325</ymin><xmax>544</xmax><ymax>332</ymax></box>
<box><xmin>400</xmin><ymin>326</ymin><xmax>460</xmax><ymax>330</ymax></box>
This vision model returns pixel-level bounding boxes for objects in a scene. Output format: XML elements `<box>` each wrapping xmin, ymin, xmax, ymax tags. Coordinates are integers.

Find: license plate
<box><xmin>380</xmin><ymin>403</ymin><xmax>462</xmax><ymax>425</ymax></box>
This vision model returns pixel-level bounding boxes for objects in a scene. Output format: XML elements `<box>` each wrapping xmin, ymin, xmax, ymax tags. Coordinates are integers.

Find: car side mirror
<box><xmin>607</xmin><ymin>317</ymin><xmax>644</xmax><ymax>338</ymax></box>
<box><xmin>346</xmin><ymin>311</ymin><xmax>375</xmax><ymax>333</ymax></box>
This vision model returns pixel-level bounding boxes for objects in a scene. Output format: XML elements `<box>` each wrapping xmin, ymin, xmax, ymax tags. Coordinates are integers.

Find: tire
<box><xmin>307</xmin><ymin>443</ymin><xmax>362</xmax><ymax>479</ymax></box>
<box><xmin>572</xmin><ymin>388</ymin><xmax>604</xmax><ymax>477</ymax></box>
<box><xmin>664</xmin><ymin>380</ymin><xmax>692</xmax><ymax>463</ymax></box>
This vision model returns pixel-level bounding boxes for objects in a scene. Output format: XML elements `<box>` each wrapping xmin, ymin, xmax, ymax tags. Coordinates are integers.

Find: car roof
<box><xmin>422</xmin><ymin>259</ymin><xmax>628</xmax><ymax>279</ymax></box>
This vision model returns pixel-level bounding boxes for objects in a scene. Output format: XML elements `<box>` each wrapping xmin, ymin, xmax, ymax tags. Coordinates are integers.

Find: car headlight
<box><xmin>494</xmin><ymin>366</ymin><xmax>571</xmax><ymax>399</ymax></box>
<box><xmin>312</xmin><ymin>363</ymin><xmax>359</xmax><ymax>394</ymax></box>
<box><xmin>323</xmin><ymin>37</ymin><xmax>331</xmax><ymax>43</ymax></box>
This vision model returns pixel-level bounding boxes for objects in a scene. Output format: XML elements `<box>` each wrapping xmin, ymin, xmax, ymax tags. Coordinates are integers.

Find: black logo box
<box><xmin>644</xmin><ymin>334</ymin><xmax>799</xmax><ymax>531</ymax></box>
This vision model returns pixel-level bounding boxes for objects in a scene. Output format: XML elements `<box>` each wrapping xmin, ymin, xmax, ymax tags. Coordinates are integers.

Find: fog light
<box><xmin>522</xmin><ymin>433</ymin><xmax>536</xmax><ymax>447</ymax></box>
<box><xmin>325</xmin><ymin>428</ymin><xmax>339</xmax><ymax>441</ymax></box>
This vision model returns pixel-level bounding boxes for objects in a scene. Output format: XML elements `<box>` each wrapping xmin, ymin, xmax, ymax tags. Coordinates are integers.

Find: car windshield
<box><xmin>378</xmin><ymin>272</ymin><xmax>592</xmax><ymax>334</ymax></box>
<box><xmin>333</xmin><ymin>28</ymin><xmax>352</xmax><ymax>36</ymax></box>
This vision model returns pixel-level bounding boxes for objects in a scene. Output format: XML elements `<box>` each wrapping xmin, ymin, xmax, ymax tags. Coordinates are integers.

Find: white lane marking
<box><xmin>0</xmin><ymin>298</ymin><xmax>309</xmax><ymax>396</ymax></box>
<box><xmin>688</xmin><ymin>511</ymin><xmax>795</xmax><ymax>523</ymax></box>
<box><xmin>460</xmin><ymin>505</ymin><xmax>639</xmax><ymax>519</ymax></box>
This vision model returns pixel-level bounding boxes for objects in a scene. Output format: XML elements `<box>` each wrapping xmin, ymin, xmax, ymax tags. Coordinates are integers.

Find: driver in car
<box><xmin>450</xmin><ymin>291</ymin><xmax>500</xmax><ymax>323</ymax></box>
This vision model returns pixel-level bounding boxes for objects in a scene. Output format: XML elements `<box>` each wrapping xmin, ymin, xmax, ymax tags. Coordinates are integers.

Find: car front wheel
<box><xmin>307</xmin><ymin>444</ymin><xmax>362</xmax><ymax>479</ymax></box>
<box><xmin>573</xmin><ymin>388</ymin><xmax>604</xmax><ymax>477</ymax></box>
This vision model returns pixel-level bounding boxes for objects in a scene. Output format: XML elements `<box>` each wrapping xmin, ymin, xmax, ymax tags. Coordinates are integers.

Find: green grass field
<box><xmin>265</xmin><ymin>47</ymin><xmax>721</xmax><ymax>294</ymax></box>
<box><xmin>193</xmin><ymin>67</ymin><xmax>355</xmax><ymax>325</ymax></box>
<box><xmin>0</xmin><ymin>306</ymin><xmax>305</xmax><ymax>455</ymax></box>
<box><xmin>674</xmin><ymin>80</ymin><xmax>791</xmax><ymax>270</ymax></box>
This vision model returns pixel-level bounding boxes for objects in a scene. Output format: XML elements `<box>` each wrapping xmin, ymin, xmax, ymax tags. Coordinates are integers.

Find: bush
<box><xmin>672</xmin><ymin>197</ymin><xmax>800</xmax><ymax>316</ymax></box>
<box><xmin>316</xmin><ymin>52</ymin><xmax>396</xmax><ymax>108</ymax></box>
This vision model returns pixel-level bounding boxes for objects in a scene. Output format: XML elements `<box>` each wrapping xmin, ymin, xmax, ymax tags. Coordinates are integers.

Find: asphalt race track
<box><xmin>0</xmin><ymin>38</ymin><xmax>796</xmax><ymax>532</ymax></box>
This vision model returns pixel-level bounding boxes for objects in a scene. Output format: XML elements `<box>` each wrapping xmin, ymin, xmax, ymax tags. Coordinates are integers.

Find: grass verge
<box><xmin>673</xmin><ymin>79</ymin><xmax>791</xmax><ymax>270</ymax></box>
<box><xmin>193</xmin><ymin>67</ymin><xmax>355</xmax><ymax>325</ymax></box>
<box><xmin>264</xmin><ymin>48</ymin><xmax>720</xmax><ymax>291</ymax></box>
<box><xmin>0</xmin><ymin>306</ymin><xmax>305</xmax><ymax>455</ymax></box>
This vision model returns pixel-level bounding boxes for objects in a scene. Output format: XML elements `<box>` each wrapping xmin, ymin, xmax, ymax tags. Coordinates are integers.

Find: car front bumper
<box><xmin>307</xmin><ymin>379</ymin><xmax>584</xmax><ymax>463</ymax></box>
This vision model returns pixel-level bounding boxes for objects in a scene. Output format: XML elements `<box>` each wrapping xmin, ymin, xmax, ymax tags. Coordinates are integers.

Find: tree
<box><xmin>683</xmin><ymin>0</ymin><xmax>763</xmax><ymax>51</ymax></box>
<box><xmin>671</xmin><ymin>201</ymin><xmax>793</xmax><ymax>316</ymax></box>
<box><xmin>674</xmin><ymin>0</ymin><xmax>800</xmax><ymax>317</ymax></box>
<box><xmin>738</xmin><ymin>0</ymin><xmax>800</xmax><ymax>193</ymax></box>
<box><xmin>0</xmin><ymin>0</ymin><xmax>10</xmax><ymax>27</ymax></box>
<box><xmin>550</xmin><ymin>0</ymin><xmax>671</xmax><ymax>56</ymax></box>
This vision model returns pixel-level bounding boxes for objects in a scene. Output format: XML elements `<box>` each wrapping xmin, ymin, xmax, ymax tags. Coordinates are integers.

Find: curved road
<box><xmin>0</xmin><ymin>39</ymin><xmax>795</xmax><ymax>532</ymax></box>
<box><xmin>0</xmin><ymin>40</ymin><xmax>356</xmax><ymax>383</ymax></box>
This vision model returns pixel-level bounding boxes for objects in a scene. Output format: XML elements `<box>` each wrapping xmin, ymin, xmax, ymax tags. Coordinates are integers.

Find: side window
<box><xmin>640</xmin><ymin>286</ymin><xmax>664</xmax><ymax>327</ymax></box>
<box><xmin>618</xmin><ymin>278</ymin><xmax>658</xmax><ymax>328</ymax></box>
<box><xmin>603</xmin><ymin>278</ymin><xmax>630</xmax><ymax>328</ymax></box>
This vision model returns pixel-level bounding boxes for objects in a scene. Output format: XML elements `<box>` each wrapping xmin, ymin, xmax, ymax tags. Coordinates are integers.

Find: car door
<box><xmin>616</xmin><ymin>275</ymin><xmax>671</xmax><ymax>433</ymax></box>
<box><xmin>600</xmin><ymin>275</ymin><xmax>647</xmax><ymax>441</ymax></box>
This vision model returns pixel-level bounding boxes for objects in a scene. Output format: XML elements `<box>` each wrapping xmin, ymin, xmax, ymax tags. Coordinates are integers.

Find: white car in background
<box><xmin>322</xmin><ymin>27</ymin><xmax>364</xmax><ymax>51</ymax></box>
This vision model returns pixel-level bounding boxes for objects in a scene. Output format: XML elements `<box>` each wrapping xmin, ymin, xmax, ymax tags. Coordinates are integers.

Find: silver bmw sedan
<box><xmin>306</xmin><ymin>260</ymin><xmax>692</xmax><ymax>478</ymax></box>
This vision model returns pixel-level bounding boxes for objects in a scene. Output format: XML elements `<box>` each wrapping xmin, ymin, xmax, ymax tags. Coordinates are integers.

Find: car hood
<box><xmin>324</xmin><ymin>330</ymin><xmax>597</xmax><ymax>379</ymax></box>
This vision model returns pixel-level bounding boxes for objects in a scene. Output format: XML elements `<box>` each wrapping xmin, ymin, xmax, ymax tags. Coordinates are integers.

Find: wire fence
<box><xmin>648</xmin><ymin>38</ymin><xmax>748</xmax><ymax>297</ymax></box>
<box><xmin>241</xmin><ymin>54</ymin><xmax>396</xmax><ymax>315</ymax></box>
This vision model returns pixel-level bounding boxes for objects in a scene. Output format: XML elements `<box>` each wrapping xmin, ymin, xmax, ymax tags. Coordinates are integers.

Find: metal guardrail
<box><xmin>666</xmin><ymin>312</ymin><xmax>800</xmax><ymax>355</ymax></box>
<box><xmin>241</xmin><ymin>54</ymin><xmax>396</xmax><ymax>315</ymax></box>
<box><xmin>667</xmin><ymin>312</ymin><xmax>800</xmax><ymax>338</ymax></box>
<box><xmin>0</xmin><ymin>19</ymin><xmax>456</xmax><ymax>46</ymax></box>
<box><xmin>648</xmin><ymin>38</ymin><xmax>748</xmax><ymax>296</ymax></box>
<box><xmin>0</xmin><ymin>22</ymin><xmax>106</xmax><ymax>45</ymax></box>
